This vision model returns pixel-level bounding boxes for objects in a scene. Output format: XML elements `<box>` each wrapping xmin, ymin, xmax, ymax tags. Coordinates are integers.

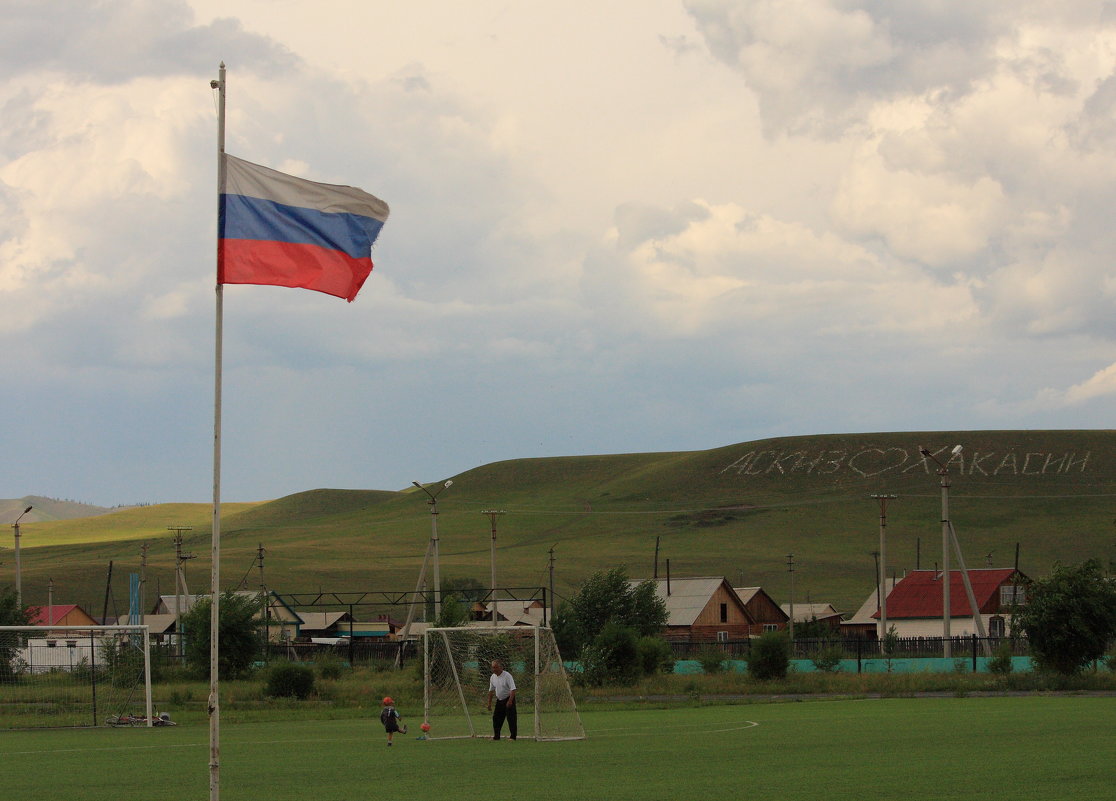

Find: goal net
<box><xmin>0</xmin><ymin>625</ymin><xmax>154</xmax><ymax>729</ymax></box>
<box><xmin>423</xmin><ymin>626</ymin><xmax>584</xmax><ymax>741</ymax></box>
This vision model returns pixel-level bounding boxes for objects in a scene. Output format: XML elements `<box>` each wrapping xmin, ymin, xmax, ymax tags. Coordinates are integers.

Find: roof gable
<box><xmin>27</xmin><ymin>605</ymin><xmax>83</xmax><ymax>626</ymax></box>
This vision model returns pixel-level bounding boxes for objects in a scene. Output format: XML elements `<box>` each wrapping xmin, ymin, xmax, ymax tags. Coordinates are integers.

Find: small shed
<box><xmin>780</xmin><ymin>602</ymin><xmax>844</xmax><ymax>631</ymax></box>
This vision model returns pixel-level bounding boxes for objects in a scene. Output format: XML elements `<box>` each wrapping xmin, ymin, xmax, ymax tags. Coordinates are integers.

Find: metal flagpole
<box><xmin>209</xmin><ymin>61</ymin><xmax>226</xmax><ymax>801</ymax></box>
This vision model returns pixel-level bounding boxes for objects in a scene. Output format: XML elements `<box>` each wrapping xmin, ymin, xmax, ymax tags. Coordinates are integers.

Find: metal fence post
<box><xmin>90</xmin><ymin>629</ymin><xmax>98</xmax><ymax>727</ymax></box>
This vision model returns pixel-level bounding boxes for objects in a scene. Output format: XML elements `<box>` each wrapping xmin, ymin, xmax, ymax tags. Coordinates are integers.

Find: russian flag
<box><xmin>218</xmin><ymin>154</ymin><xmax>390</xmax><ymax>302</ymax></box>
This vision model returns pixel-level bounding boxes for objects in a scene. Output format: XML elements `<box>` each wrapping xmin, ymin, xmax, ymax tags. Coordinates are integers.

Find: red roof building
<box><xmin>874</xmin><ymin>568</ymin><xmax>1027</xmax><ymax>638</ymax></box>
<box><xmin>26</xmin><ymin>604</ymin><xmax>99</xmax><ymax>628</ymax></box>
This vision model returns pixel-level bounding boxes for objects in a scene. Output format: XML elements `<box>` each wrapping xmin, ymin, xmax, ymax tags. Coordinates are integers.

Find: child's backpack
<box><xmin>380</xmin><ymin>706</ymin><xmax>394</xmax><ymax>725</ymax></box>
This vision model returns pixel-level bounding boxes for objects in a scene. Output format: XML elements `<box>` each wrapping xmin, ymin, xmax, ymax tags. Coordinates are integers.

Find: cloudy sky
<box><xmin>3</xmin><ymin>1</ymin><xmax>1116</xmax><ymax>506</ymax></box>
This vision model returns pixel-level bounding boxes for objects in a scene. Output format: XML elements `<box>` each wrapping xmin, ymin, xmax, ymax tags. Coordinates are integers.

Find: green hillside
<box><xmin>8</xmin><ymin>431</ymin><xmax>1114</xmax><ymax>620</ymax></box>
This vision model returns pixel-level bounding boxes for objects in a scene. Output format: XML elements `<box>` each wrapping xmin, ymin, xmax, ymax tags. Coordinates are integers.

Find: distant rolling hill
<box><xmin>0</xmin><ymin>496</ymin><xmax>122</xmax><ymax>524</ymax></box>
<box><xmin>8</xmin><ymin>431</ymin><xmax>1114</xmax><ymax>621</ymax></box>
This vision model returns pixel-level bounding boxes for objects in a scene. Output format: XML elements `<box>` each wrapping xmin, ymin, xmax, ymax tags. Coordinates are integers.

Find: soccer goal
<box><xmin>0</xmin><ymin>624</ymin><xmax>153</xmax><ymax>729</ymax></box>
<box><xmin>423</xmin><ymin>626</ymin><xmax>584</xmax><ymax>741</ymax></box>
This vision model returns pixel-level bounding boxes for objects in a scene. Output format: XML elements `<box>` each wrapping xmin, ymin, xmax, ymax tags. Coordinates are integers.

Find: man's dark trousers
<box><xmin>493</xmin><ymin>698</ymin><xmax>517</xmax><ymax>740</ymax></box>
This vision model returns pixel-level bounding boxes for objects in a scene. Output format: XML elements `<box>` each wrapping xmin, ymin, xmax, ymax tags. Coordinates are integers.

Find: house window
<box><xmin>989</xmin><ymin>616</ymin><xmax>1006</xmax><ymax>637</ymax></box>
<box><xmin>719</xmin><ymin>603</ymin><xmax>728</xmax><ymax>623</ymax></box>
<box><xmin>1000</xmin><ymin>586</ymin><xmax>1026</xmax><ymax>606</ymax></box>
<box><xmin>763</xmin><ymin>624</ymin><xmax>779</xmax><ymax>632</ymax></box>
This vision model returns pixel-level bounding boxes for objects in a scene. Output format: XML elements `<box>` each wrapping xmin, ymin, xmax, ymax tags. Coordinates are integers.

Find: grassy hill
<box><xmin>8</xmin><ymin>431</ymin><xmax>1114</xmax><ymax>620</ymax></box>
<box><xmin>0</xmin><ymin>496</ymin><xmax>122</xmax><ymax>523</ymax></box>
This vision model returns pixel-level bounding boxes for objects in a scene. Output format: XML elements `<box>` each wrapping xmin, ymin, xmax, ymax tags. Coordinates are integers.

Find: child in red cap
<box><xmin>380</xmin><ymin>696</ymin><xmax>407</xmax><ymax>746</ymax></box>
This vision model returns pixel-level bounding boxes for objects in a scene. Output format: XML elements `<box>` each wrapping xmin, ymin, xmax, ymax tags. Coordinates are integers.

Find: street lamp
<box><xmin>413</xmin><ymin>480</ymin><xmax>453</xmax><ymax>621</ymax></box>
<box><xmin>12</xmin><ymin>505</ymin><xmax>32</xmax><ymax>606</ymax></box>
<box><xmin>919</xmin><ymin>445</ymin><xmax>961</xmax><ymax>658</ymax></box>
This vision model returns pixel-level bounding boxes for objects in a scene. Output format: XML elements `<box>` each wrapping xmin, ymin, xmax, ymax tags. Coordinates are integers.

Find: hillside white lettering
<box><xmin>719</xmin><ymin>447</ymin><xmax>1091</xmax><ymax>478</ymax></box>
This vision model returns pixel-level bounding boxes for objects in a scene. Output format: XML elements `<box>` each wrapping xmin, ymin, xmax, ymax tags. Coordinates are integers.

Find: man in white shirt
<box><xmin>486</xmin><ymin>659</ymin><xmax>517</xmax><ymax>740</ymax></box>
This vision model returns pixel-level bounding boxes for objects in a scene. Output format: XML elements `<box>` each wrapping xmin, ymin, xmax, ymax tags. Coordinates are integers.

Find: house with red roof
<box><xmin>873</xmin><ymin>568</ymin><xmax>1027</xmax><ymax>638</ymax></box>
<box><xmin>26</xmin><ymin>604</ymin><xmax>98</xmax><ymax>628</ymax></box>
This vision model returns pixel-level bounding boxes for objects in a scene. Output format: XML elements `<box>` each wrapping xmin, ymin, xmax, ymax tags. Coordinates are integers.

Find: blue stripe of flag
<box><xmin>220</xmin><ymin>194</ymin><xmax>385</xmax><ymax>260</ymax></box>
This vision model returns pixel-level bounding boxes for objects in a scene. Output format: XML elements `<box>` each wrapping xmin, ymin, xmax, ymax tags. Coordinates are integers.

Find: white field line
<box><xmin>3</xmin><ymin>719</ymin><xmax>761</xmax><ymax>755</ymax></box>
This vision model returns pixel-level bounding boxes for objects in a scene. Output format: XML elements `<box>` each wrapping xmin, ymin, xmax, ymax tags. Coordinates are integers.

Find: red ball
<box><xmin>420</xmin><ymin>722</ymin><xmax>431</xmax><ymax>732</ymax></box>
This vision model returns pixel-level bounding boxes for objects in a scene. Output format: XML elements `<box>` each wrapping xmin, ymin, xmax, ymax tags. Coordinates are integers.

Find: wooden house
<box><xmin>733</xmin><ymin>587</ymin><xmax>790</xmax><ymax>635</ymax></box>
<box><xmin>638</xmin><ymin>576</ymin><xmax>756</xmax><ymax>643</ymax></box>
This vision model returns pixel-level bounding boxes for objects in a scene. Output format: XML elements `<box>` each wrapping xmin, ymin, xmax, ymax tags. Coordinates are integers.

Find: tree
<box><xmin>0</xmin><ymin>587</ymin><xmax>28</xmax><ymax>627</ymax></box>
<box><xmin>1014</xmin><ymin>559</ymin><xmax>1116</xmax><ymax>675</ymax></box>
<box><xmin>425</xmin><ymin>576</ymin><xmax>486</xmax><ymax>621</ymax></box>
<box><xmin>181</xmin><ymin>591</ymin><xmax>264</xmax><ymax>680</ymax></box>
<box><xmin>434</xmin><ymin>593</ymin><xmax>471</xmax><ymax>628</ymax></box>
<box><xmin>553</xmin><ymin>567</ymin><xmax>669</xmax><ymax>685</ymax></box>
<box><xmin>552</xmin><ymin>567</ymin><xmax>668</xmax><ymax>656</ymax></box>
<box><xmin>0</xmin><ymin>587</ymin><xmax>29</xmax><ymax>681</ymax></box>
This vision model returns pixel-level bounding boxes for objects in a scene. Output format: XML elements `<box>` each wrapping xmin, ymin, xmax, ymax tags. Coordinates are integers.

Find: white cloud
<box><xmin>3</xmin><ymin>1</ymin><xmax>1116</xmax><ymax>503</ymax></box>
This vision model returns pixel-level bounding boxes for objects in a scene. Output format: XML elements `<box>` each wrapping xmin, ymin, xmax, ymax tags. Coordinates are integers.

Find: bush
<box><xmin>636</xmin><ymin>636</ymin><xmax>675</xmax><ymax>676</ymax></box>
<box><xmin>696</xmin><ymin>648</ymin><xmax>727</xmax><ymax>675</ymax></box>
<box><xmin>314</xmin><ymin>653</ymin><xmax>347</xmax><ymax>680</ymax></box>
<box><xmin>578</xmin><ymin>623</ymin><xmax>640</xmax><ymax>687</ymax></box>
<box><xmin>811</xmin><ymin>643</ymin><xmax>845</xmax><ymax>673</ymax></box>
<box><xmin>987</xmin><ymin>642</ymin><xmax>1014</xmax><ymax>676</ymax></box>
<box><xmin>265</xmin><ymin>663</ymin><xmax>315</xmax><ymax>699</ymax></box>
<box><xmin>748</xmin><ymin>631</ymin><xmax>789</xmax><ymax>681</ymax></box>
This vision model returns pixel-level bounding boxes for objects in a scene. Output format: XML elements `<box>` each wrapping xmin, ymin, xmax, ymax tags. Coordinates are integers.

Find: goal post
<box><xmin>0</xmin><ymin>624</ymin><xmax>153</xmax><ymax>729</ymax></box>
<box><xmin>423</xmin><ymin>626</ymin><xmax>584</xmax><ymax>741</ymax></box>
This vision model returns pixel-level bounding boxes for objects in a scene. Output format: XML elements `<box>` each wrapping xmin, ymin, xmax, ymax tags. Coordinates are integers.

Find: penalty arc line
<box><xmin>589</xmin><ymin>720</ymin><xmax>759</xmax><ymax>738</ymax></box>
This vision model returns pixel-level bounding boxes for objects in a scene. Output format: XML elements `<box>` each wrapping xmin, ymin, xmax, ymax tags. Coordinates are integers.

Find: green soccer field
<box><xmin>1</xmin><ymin>697</ymin><xmax>1112</xmax><ymax>800</ymax></box>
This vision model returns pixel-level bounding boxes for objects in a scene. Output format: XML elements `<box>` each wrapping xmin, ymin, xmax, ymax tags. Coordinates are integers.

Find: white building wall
<box><xmin>882</xmin><ymin>615</ymin><xmax>1014</xmax><ymax>639</ymax></box>
<box><xmin>17</xmin><ymin>638</ymin><xmax>108</xmax><ymax>672</ymax></box>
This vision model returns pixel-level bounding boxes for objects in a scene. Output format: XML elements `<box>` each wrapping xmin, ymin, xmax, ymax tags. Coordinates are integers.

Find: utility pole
<box><xmin>257</xmin><ymin>543</ymin><xmax>268</xmax><ymax>649</ymax></box>
<box><xmin>413</xmin><ymin>480</ymin><xmax>453</xmax><ymax>621</ymax></box>
<box><xmin>139</xmin><ymin>541</ymin><xmax>149</xmax><ymax>627</ymax></box>
<box><xmin>786</xmin><ymin>553</ymin><xmax>796</xmax><ymax>643</ymax></box>
<box><xmin>481</xmin><ymin>510</ymin><xmax>505</xmax><ymax>627</ymax></box>
<box><xmin>169</xmin><ymin>526</ymin><xmax>195</xmax><ymax>659</ymax></box>
<box><xmin>919</xmin><ymin>445</ymin><xmax>962</xmax><ymax>659</ymax></box>
<box><xmin>870</xmin><ymin>494</ymin><xmax>897</xmax><ymax>642</ymax></box>
<box><xmin>547</xmin><ymin>545</ymin><xmax>556</xmax><ymax>626</ymax></box>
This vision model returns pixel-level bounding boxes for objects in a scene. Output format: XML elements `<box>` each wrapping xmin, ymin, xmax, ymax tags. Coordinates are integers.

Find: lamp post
<box><xmin>481</xmin><ymin>510</ymin><xmax>506</xmax><ymax>627</ymax></box>
<box><xmin>413</xmin><ymin>480</ymin><xmax>453</xmax><ymax>621</ymax></box>
<box><xmin>919</xmin><ymin>445</ymin><xmax>961</xmax><ymax>658</ymax></box>
<box><xmin>12</xmin><ymin>505</ymin><xmax>32</xmax><ymax>606</ymax></box>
